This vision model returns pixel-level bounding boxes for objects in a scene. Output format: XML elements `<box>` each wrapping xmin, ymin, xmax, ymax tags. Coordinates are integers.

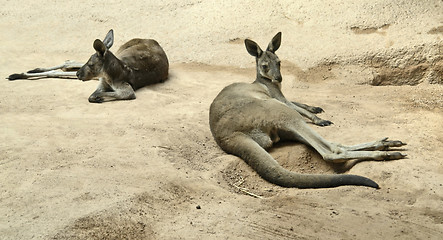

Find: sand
<box><xmin>1</xmin><ymin>0</ymin><xmax>442</xmax><ymax>239</ymax></box>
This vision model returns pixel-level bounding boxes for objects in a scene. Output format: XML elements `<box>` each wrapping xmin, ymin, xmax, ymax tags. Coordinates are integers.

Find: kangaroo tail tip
<box><xmin>363</xmin><ymin>177</ymin><xmax>380</xmax><ymax>189</ymax></box>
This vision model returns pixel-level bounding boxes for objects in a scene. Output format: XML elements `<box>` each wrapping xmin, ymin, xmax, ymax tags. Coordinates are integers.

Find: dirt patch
<box><xmin>350</xmin><ymin>24</ymin><xmax>390</xmax><ymax>35</ymax></box>
<box><xmin>228</xmin><ymin>37</ymin><xmax>244</xmax><ymax>45</ymax></box>
<box><xmin>282</xmin><ymin>60</ymin><xmax>336</xmax><ymax>83</ymax></box>
<box><xmin>53</xmin><ymin>211</ymin><xmax>154</xmax><ymax>240</ymax></box>
<box><xmin>371</xmin><ymin>63</ymin><xmax>430</xmax><ymax>86</ymax></box>
<box><xmin>428</xmin><ymin>26</ymin><xmax>443</xmax><ymax>35</ymax></box>
<box><xmin>53</xmin><ymin>182</ymin><xmax>196</xmax><ymax>240</ymax></box>
<box><xmin>370</xmin><ymin>59</ymin><xmax>442</xmax><ymax>86</ymax></box>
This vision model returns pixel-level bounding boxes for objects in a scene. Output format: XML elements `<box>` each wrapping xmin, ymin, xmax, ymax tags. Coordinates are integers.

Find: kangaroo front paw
<box><xmin>315</xmin><ymin>119</ymin><xmax>333</xmax><ymax>127</ymax></box>
<box><xmin>309</xmin><ymin>106</ymin><xmax>324</xmax><ymax>114</ymax></box>
<box><xmin>378</xmin><ymin>138</ymin><xmax>407</xmax><ymax>150</ymax></box>
<box><xmin>88</xmin><ymin>95</ymin><xmax>104</xmax><ymax>103</ymax></box>
<box><xmin>386</xmin><ymin>140</ymin><xmax>407</xmax><ymax>148</ymax></box>
<box><xmin>384</xmin><ymin>152</ymin><xmax>407</xmax><ymax>160</ymax></box>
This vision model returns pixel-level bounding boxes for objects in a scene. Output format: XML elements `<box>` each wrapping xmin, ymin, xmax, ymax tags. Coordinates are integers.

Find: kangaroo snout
<box><xmin>76</xmin><ymin>68</ymin><xmax>90</xmax><ymax>81</ymax></box>
<box><xmin>274</xmin><ymin>75</ymin><xmax>282</xmax><ymax>82</ymax></box>
<box><xmin>76</xmin><ymin>70</ymin><xmax>82</xmax><ymax>80</ymax></box>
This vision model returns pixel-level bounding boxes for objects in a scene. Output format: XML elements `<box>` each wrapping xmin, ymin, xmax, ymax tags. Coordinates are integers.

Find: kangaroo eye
<box><xmin>262</xmin><ymin>64</ymin><xmax>269</xmax><ymax>71</ymax></box>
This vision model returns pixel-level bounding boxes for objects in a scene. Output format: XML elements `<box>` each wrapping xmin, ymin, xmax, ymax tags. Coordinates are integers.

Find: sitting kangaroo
<box><xmin>209</xmin><ymin>32</ymin><xmax>406</xmax><ymax>189</ymax></box>
<box><xmin>77</xmin><ymin>29</ymin><xmax>169</xmax><ymax>103</ymax></box>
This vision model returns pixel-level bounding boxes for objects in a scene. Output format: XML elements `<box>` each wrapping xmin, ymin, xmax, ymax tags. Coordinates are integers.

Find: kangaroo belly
<box><xmin>210</xmin><ymin>83</ymin><xmax>297</xmax><ymax>143</ymax></box>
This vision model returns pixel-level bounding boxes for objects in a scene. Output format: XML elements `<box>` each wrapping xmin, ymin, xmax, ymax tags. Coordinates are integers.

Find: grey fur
<box><xmin>77</xmin><ymin>29</ymin><xmax>169</xmax><ymax>103</ymax></box>
<box><xmin>209</xmin><ymin>32</ymin><xmax>407</xmax><ymax>189</ymax></box>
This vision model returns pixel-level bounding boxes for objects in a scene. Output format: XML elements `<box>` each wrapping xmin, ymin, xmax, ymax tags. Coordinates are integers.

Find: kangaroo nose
<box><xmin>275</xmin><ymin>75</ymin><xmax>282</xmax><ymax>82</ymax></box>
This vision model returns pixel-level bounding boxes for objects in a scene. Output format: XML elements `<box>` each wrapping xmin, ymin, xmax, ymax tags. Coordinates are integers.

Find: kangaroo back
<box><xmin>116</xmin><ymin>38</ymin><xmax>169</xmax><ymax>89</ymax></box>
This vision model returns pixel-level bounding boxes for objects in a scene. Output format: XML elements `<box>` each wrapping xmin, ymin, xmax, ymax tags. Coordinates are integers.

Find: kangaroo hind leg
<box><xmin>8</xmin><ymin>60</ymin><xmax>82</xmax><ymax>80</ymax></box>
<box><xmin>27</xmin><ymin>60</ymin><xmax>83</xmax><ymax>73</ymax></box>
<box><xmin>344</xmin><ymin>137</ymin><xmax>406</xmax><ymax>151</ymax></box>
<box><xmin>277</xmin><ymin>124</ymin><xmax>406</xmax><ymax>163</ymax></box>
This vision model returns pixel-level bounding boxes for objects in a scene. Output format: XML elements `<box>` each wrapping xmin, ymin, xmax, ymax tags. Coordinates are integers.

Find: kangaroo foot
<box><xmin>7</xmin><ymin>73</ymin><xmax>28</xmax><ymax>80</ymax></box>
<box><xmin>314</xmin><ymin>119</ymin><xmax>333</xmax><ymax>127</ymax></box>
<box><xmin>377</xmin><ymin>138</ymin><xmax>407</xmax><ymax>150</ymax></box>
<box><xmin>384</xmin><ymin>152</ymin><xmax>407</xmax><ymax>160</ymax></box>
<box><xmin>309</xmin><ymin>106</ymin><xmax>324</xmax><ymax>114</ymax></box>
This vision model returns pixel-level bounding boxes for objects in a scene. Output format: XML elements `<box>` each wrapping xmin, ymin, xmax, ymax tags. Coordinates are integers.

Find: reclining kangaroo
<box><xmin>209</xmin><ymin>32</ymin><xmax>407</xmax><ymax>189</ymax></box>
<box><xmin>8</xmin><ymin>29</ymin><xmax>169</xmax><ymax>103</ymax></box>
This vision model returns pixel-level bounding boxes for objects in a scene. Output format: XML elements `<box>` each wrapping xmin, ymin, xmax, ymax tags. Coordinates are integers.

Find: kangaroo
<box><xmin>209</xmin><ymin>32</ymin><xmax>407</xmax><ymax>189</ymax></box>
<box><xmin>8</xmin><ymin>29</ymin><xmax>169</xmax><ymax>103</ymax></box>
<box><xmin>77</xmin><ymin>29</ymin><xmax>168</xmax><ymax>103</ymax></box>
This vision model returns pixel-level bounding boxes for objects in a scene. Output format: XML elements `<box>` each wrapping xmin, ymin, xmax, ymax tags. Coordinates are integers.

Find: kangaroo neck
<box><xmin>254</xmin><ymin>76</ymin><xmax>282</xmax><ymax>91</ymax></box>
<box><xmin>102</xmin><ymin>51</ymin><xmax>131</xmax><ymax>82</ymax></box>
<box><xmin>254</xmin><ymin>76</ymin><xmax>286</xmax><ymax>101</ymax></box>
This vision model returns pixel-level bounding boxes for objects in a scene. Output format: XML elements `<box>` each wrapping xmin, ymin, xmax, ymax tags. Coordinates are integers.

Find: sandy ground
<box><xmin>1</xmin><ymin>0</ymin><xmax>443</xmax><ymax>239</ymax></box>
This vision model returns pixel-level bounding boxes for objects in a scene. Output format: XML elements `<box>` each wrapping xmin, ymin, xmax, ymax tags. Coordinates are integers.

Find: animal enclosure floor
<box><xmin>1</xmin><ymin>63</ymin><xmax>442</xmax><ymax>239</ymax></box>
<box><xmin>1</xmin><ymin>0</ymin><xmax>442</xmax><ymax>239</ymax></box>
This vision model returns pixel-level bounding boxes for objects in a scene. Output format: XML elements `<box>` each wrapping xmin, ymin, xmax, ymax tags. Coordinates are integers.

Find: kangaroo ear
<box><xmin>93</xmin><ymin>39</ymin><xmax>107</xmax><ymax>56</ymax></box>
<box><xmin>266</xmin><ymin>32</ymin><xmax>282</xmax><ymax>53</ymax></box>
<box><xmin>245</xmin><ymin>39</ymin><xmax>263</xmax><ymax>57</ymax></box>
<box><xmin>102</xmin><ymin>29</ymin><xmax>114</xmax><ymax>49</ymax></box>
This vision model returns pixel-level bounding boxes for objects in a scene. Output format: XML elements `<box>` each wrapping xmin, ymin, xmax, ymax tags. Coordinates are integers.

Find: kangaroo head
<box><xmin>245</xmin><ymin>32</ymin><xmax>282</xmax><ymax>83</ymax></box>
<box><xmin>77</xmin><ymin>29</ymin><xmax>114</xmax><ymax>81</ymax></box>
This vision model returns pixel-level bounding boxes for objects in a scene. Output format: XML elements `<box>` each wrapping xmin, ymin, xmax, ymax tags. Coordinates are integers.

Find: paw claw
<box><xmin>317</xmin><ymin>120</ymin><xmax>333</xmax><ymax>127</ymax></box>
<box><xmin>380</xmin><ymin>138</ymin><xmax>407</xmax><ymax>149</ymax></box>
<box><xmin>389</xmin><ymin>140</ymin><xmax>407</xmax><ymax>148</ymax></box>
<box><xmin>88</xmin><ymin>96</ymin><xmax>104</xmax><ymax>103</ymax></box>
<box><xmin>386</xmin><ymin>152</ymin><xmax>407</xmax><ymax>160</ymax></box>
<box><xmin>27</xmin><ymin>68</ymin><xmax>44</xmax><ymax>73</ymax></box>
<box><xmin>311</xmin><ymin>107</ymin><xmax>324</xmax><ymax>114</ymax></box>
<box><xmin>7</xmin><ymin>73</ymin><xmax>27</xmax><ymax>80</ymax></box>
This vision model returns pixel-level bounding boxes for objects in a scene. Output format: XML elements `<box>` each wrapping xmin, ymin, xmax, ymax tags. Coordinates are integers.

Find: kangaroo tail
<box><xmin>223</xmin><ymin>133</ymin><xmax>379</xmax><ymax>189</ymax></box>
